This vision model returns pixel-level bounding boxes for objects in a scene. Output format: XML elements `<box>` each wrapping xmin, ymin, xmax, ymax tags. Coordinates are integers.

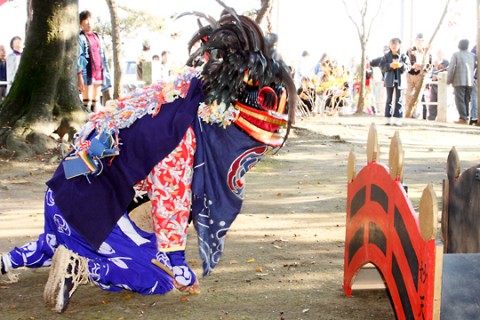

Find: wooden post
<box><xmin>436</xmin><ymin>72</ymin><xmax>448</xmax><ymax>122</ymax></box>
<box><xmin>366</xmin><ymin>123</ymin><xmax>379</xmax><ymax>163</ymax></box>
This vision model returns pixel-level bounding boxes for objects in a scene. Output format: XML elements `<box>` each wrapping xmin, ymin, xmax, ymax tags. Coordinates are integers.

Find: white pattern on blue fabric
<box><xmin>53</xmin><ymin>214</ymin><xmax>71</xmax><ymax>236</ymax></box>
<box><xmin>89</xmin><ymin>262</ymin><xmax>101</xmax><ymax>282</ymax></box>
<box><xmin>46</xmin><ymin>189</ymin><xmax>55</xmax><ymax>206</ymax></box>
<box><xmin>109</xmin><ymin>257</ymin><xmax>132</xmax><ymax>269</ymax></box>
<box><xmin>97</xmin><ymin>242</ymin><xmax>115</xmax><ymax>255</ymax></box>
<box><xmin>117</xmin><ymin>215</ymin><xmax>150</xmax><ymax>246</ymax></box>
<box><xmin>46</xmin><ymin>233</ymin><xmax>57</xmax><ymax>251</ymax></box>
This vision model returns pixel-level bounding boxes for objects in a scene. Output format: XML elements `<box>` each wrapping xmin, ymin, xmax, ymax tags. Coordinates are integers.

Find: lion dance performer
<box><xmin>0</xmin><ymin>2</ymin><xmax>296</xmax><ymax>313</ymax></box>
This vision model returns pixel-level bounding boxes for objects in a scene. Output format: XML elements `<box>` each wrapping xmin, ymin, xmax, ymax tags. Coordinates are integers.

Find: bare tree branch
<box><xmin>365</xmin><ymin>0</ymin><xmax>383</xmax><ymax>42</ymax></box>
<box><xmin>406</xmin><ymin>0</ymin><xmax>452</xmax><ymax>118</ymax></box>
<box><xmin>341</xmin><ymin>0</ymin><xmax>384</xmax><ymax>113</ymax></box>
<box><xmin>342</xmin><ymin>0</ymin><xmax>363</xmax><ymax>41</ymax></box>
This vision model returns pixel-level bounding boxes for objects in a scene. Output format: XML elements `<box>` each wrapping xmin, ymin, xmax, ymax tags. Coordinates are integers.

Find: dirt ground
<box><xmin>1</xmin><ymin>113</ymin><xmax>479</xmax><ymax>320</ymax></box>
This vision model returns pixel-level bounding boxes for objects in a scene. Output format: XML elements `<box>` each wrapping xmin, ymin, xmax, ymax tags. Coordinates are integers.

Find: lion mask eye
<box><xmin>257</xmin><ymin>86</ymin><xmax>278</xmax><ymax>112</ymax></box>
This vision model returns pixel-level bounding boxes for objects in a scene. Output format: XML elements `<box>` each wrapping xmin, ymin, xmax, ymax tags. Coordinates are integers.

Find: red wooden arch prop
<box><xmin>343</xmin><ymin>161</ymin><xmax>437</xmax><ymax>320</ymax></box>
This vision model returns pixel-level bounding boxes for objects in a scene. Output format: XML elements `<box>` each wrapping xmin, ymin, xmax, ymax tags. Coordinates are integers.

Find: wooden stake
<box><xmin>151</xmin><ymin>258</ymin><xmax>174</xmax><ymax>278</ymax></box>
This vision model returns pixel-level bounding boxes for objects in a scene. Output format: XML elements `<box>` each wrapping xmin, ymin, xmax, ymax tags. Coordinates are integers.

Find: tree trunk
<box><xmin>0</xmin><ymin>0</ymin><xmax>80</xmax><ymax>152</ymax></box>
<box><xmin>356</xmin><ymin>41</ymin><xmax>367</xmax><ymax>113</ymax></box>
<box><xmin>106</xmin><ymin>0</ymin><xmax>123</xmax><ymax>99</ymax></box>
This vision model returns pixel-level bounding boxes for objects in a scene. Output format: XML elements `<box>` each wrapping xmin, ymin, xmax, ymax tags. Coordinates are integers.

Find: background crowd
<box><xmin>290</xmin><ymin>33</ymin><xmax>478</xmax><ymax>127</ymax></box>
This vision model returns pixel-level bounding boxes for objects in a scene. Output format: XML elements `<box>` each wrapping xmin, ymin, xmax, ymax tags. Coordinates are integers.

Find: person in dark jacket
<box><xmin>382</xmin><ymin>37</ymin><xmax>411</xmax><ymax>126</ymax></box>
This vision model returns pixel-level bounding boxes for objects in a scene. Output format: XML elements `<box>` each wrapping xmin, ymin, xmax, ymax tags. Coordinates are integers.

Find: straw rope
<box><xmin>43</xmin><ymin>245</ymin><xmax>89</xmax><ymax>310</ymax></box>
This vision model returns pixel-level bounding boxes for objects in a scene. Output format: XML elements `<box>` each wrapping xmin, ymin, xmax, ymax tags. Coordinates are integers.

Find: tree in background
<box><xmin>106</xmin><ymin>0</ymin><xmax>122</xmax><ymax>99</ymax></box>
<box><xmin>255</xmin><ymin>0</ymin><xmax>273</xmax><ymax>31</ymax></box>
<box><xmin>342</xmin><ymin>0</ymin><xmax>383</xmax><ymax>114</ymax></box>
<box><xmin>0</xmin><ymin>0</ymin><xmax>80</xmax><ymax>159</ymax></box>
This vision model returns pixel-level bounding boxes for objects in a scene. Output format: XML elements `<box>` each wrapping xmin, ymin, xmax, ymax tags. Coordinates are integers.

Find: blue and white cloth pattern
<box><xmin>7</xmin><ymin>189</ymin><xmax>174</xmax><ymax>295</ymax></box>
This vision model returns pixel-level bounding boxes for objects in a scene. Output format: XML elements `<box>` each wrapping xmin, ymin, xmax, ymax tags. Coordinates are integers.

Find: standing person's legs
<box><xmin>392</xmin><ymin>86</ymin><xmax>404</xmax><ymax>125</ymax></box>
<box><xmin>81</xmin><ymin>85</ymin><xmax>93</xmax><ymax>112</ymax></box>
<box><xmin>421</xmin><ymin>94</ymin><xmax>427</xmax><ymax>120</ymax></box>
<box><xmin>428</xmin><ymin>85</ymin><xmax>438</xmax><ymax>121</ymax></box>
<box><xmin>91</xmin><ymin>82</ymin><xmax>103</xmax><ymax>113</ymax></box>
<box><xmin>454</xmin><ymin>86</ymin><xmax>468</xmax><ymax>121</ymax></box>
<box><xmin>465</xmin><ymin>86</ymin><xmax>472</xmax><ymax>118</ymax></box>
<box><xmin>384</xmin><ymin>86</ymin><xmax>394</xmax><ymax>124</ymax></box>
<box><xmin>81</xmin><ymin>83</ymin><xmax>102</xmax><ymax>113</ymax></box>
<box><xmin>469</xmin><ymin>84</ymin><xmax>477</xmax><ymax>123</ymax></box>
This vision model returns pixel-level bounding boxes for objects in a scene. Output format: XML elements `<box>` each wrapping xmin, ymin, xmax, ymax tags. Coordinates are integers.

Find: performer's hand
<box><xmin>174</xmin><ymin>276</ymin><xmax>200</xmax><ymax>293</ymax></box>
<box><xmin>167</xmin><ymin>251</ymin><xmax>198</xmax><ymax>289</ymax></box>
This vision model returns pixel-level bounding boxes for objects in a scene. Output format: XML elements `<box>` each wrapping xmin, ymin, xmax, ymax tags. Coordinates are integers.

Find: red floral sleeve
<box><xmin>144</xmin><ymin>126</ymin><xmax>196</xmax><ymax>251</ymax></box>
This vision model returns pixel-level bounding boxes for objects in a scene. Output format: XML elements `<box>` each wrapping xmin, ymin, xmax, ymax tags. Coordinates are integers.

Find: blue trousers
<box><xmin>385</xmin><ymin>86</ymin><xmax>404</xmax><ymax>118</ymax></box>
<box><xmin>7</xmin><ymin>189</ymin><xmax>174</xmax><ymax>295</ymax></box>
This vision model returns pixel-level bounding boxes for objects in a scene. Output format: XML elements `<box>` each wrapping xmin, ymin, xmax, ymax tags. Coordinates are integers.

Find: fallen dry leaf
<box><xmin>189</xmin><ymin>288</ymin><xmax>201</xmax><ymax>295</ymax></box>
<box><xmin>187</xmin><ymin>259</ymin><xmax>198</xmax><ymax>266</ymax></box>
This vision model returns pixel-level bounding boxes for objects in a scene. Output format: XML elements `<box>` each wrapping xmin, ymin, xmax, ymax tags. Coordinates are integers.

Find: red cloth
<box><xmin>86</xmin><ymin>33</ymin><xmax>103</xmax><ymax>81</ymax></box>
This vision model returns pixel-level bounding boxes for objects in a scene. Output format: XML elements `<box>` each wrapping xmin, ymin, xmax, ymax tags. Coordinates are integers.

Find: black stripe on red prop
<box><xmin>368</xmin><ymin>222</ymin><xmax>387</xmax><ymax>256</ymax></box>
<box><xmin>371</xmin><ymin>184</ymin><xmax>388</xmax><ymax>213</ymax></box>
<box><xmin>350</xmin><ymin>186</ymin><xmax>366</xmax><ymax>219</ymax></box>
<box><xmin>393</xmin><ymin>254</ymin><xmax>414</xmax><ymax>319</ymax></box>
<box><xmin>348</xmin><ymin>226</ymin><xmax>364</xmax><ymax>263</ymax></box>
<box><xmin>395</xmin><ymin>206</ymin><xmax>419</xmax><ymax>291</ymax></box>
